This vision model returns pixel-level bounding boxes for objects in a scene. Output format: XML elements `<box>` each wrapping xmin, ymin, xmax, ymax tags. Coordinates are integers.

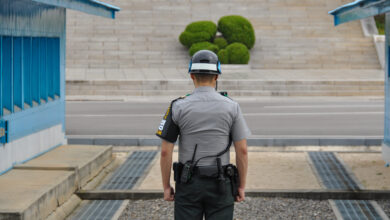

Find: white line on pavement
<box><xmin>263</xmin><ymin>105</ymin><xmax>383</xmax><ymax>108</ymax></box>
<box><xmin>66</xmin><ymin>112</ymin><xmax>384</xmax><ymax>117</ymax></box>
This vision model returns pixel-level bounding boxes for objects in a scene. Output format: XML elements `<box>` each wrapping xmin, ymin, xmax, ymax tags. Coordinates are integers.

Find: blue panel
<box><xmin>31</xmin><ymin>0</ymin><xmax>120</xmax><ymax>19</ymax></box>
<box><xmin>13</xmin><ymin>37</ymin><xmax>23</xmax><ymax>110</ymax></box>
<box><xmin>0</xmin><ymin>37</ymin><xmax>2</xmax><ymax>117</ymax></box>
<box><xmin>31</xmin><ymin>37</ymin><xmax>40</xmax><ymax>104</ymax></box>
<box><xmin>0</xmin><ymin>0</ymin><xmax>65</xmax><ymax>37</ymax></box>
<box><xmin>329</xmin><ymin>0</ymin><xmax>390</xmax><ymax>26</ymax></box>
<box><xmin>47</xmin><ymin>38</ymin><xmax>54</xmax><ymax>99</ymax></box>
<box><xmin>384</xmin><ymin>13</ymin><xmax>390</xmax><ymax>146</ymax></box>
<box><xmin>2</xmin><ymin>36</ymin><xmax>13</xmax><ymax>113</ymax></box>
<box><xmin>53</xmin><ymin>38</ymin><xmax>60</xmax><ymax>97</ymax></box>
<box><xmin>39</xmin><ymin>37</ymin><xmax>47</xmax><ymax>102</ymax></box>
<box><xmin>1</xmin><ymin>99</ymin><xmax>64</xmax><ymax>142</ymax></box>
<box><xmin>23</xmin><ymin>37</ymin><xmax>32</xmax><ymax>106</ymax></box>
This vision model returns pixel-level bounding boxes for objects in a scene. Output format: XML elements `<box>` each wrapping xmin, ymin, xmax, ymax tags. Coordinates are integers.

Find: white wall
<box><xmin>0</xmin><ymin>124</ymin><xmax>67</xmax><ymax>174</ymax></box>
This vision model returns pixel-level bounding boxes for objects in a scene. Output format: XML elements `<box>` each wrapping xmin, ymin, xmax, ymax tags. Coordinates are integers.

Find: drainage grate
<box><xmin>334</xmin><ymin>200</ymin><xmax>382</xmax><ymax>220</ymax></box>
<box><xmin>100</xmin><ymin>151</ymin><xmax>157</xmax><ymax>190</ymax></box>
<box><xmin>309</xmin><ymin>152</ymin><xmax>387</xmax><ymax>220</ymax></box>
<box><xmin>308</xmin><ymin>152</ymin><xmax>359</xmax><ymax>190</ymax></box>
<box><xmin>69</xmin><ymin>151</ymin><xmax>157</xmax><ymax>220</ymax></box>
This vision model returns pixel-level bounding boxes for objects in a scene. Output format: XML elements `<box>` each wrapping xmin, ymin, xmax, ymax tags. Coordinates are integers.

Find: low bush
<box><xmin>225</xmin><ymin>43</ymin><xmax>250</xmax><ymax>64</ymax></box>
<box><xmin>179</xmin><ymin>21</ymin><xmax>217</xmax><ymax>48</ymax></box>
<box><xmin>185</xmin><ymin>21</ymin><xmax>217</xmax><ymax>37</ymax></box>
<box><xmin>217</xmin><ymin>49</ymin><xmax>229</xmax><ymax>64</ymax></box>
<box><xmin>179</xmin><ymin>31</ymin><xmax>212</xmax><ymax>48</ymax></box>
<box><xmin>213</xmin><ymin>37</ymin><xmax>228</xmax><ymax>49</ymax></box>
<box><xmin>189</xmin><ymin>42</ymin><xmax>219</xmax><ymax>56</ymax></box>
<box><xmin>218</xmin><ymin>15</ymin><xmax>255</xmax><ymax>49</ymax></box>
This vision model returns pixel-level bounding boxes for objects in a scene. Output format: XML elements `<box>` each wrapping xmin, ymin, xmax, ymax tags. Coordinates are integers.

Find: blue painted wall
<box><xmin>0</xmin><ymin>0</ymin><xmax>66</xmax><ymax>143</ymax></box>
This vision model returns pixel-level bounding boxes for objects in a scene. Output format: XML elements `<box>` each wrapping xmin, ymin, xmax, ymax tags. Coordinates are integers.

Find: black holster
<box><xmin>173</xmin><ymin>162</ymin><xmax>183</xmax><ymax>183</ymax></box>
<box><xmin>225</xmin><ymin>164</ymin><xmax>240</xmax><ymax>197</ymax></box>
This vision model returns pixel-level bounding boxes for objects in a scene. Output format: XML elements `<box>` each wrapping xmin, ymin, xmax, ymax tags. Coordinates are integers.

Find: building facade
<box><xmin>0</xmin><ymin>0</ymin><xmax>119</xmax><ymax>174</ymax></box>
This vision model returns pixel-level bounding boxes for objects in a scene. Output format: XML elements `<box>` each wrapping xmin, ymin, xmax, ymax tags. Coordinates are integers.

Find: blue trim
<box><xmin>329</xmin><ymin>0</ymin><xmax>390</xmax><ymax>25</ymax></box>
<box><xmin>0</xmin><ymin>143</ymin><xmax>62</xmax><ymax>175</ymax></box>
<box><xmin>0</xmin><ymin>166</ymin><xmax>13</xmax><ymax>176</ymax></box>
<box><xmin>31</xmin><ymin>0</ymin><xmax>120</xmax><ymax>19</ymax></box>
<box><xmin>2</xmin><ymin>99</ymin><xmax>64</xmax><ymax>142</ymax></box>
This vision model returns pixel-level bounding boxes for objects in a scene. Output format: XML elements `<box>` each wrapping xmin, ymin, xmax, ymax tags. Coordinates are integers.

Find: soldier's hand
<box><xmin>164</xmin><ymin>186</ymin><xmax>175</xmax><ymax>201</ymax></box>
<box><xmin>235</xmin><ymin>187</ymin><xmax>245</xmax><ymax>202</ymax></box>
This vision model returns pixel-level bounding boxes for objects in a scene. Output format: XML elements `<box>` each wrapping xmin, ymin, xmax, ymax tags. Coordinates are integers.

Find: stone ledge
<box><xmin>0</xmin><ymin>145</ymin><xmax>112</xmax><ymax>220</ymax></box>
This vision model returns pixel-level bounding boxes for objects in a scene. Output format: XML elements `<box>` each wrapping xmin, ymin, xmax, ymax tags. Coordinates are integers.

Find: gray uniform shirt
<box><xmin>172</xmin><ymin>86</ymin><xmax>251</xmax><ymax>166</ymax></box>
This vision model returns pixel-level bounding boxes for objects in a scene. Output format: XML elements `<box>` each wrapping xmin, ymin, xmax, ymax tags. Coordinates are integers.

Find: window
<box><xmin>0</xmin><ymin>36</ymin><xmax>60</xmax><ymax>117</ymax></box>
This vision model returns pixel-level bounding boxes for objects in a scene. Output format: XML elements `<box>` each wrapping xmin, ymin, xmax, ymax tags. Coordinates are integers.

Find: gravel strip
<box><xmin>377</xmin><ymin>200</ymin><xmax>390</xmax><ymax>218</ymax></box>
<box><xmin>119</xmin><ymin>197</ymin><xmax>335</xmax><ymax>220</ymax></box>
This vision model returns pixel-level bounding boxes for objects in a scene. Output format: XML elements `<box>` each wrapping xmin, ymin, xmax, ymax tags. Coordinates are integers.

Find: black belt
<box><xmin>175</xmin><ymin>162</ymin><xmax>229</xmax><ymax>178</ymax></box>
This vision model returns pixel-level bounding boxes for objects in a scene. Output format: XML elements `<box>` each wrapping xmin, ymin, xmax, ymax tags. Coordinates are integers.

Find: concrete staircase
<box><xmin>65</xmin><ymin>0</ymin><xmax>382</xmax><ymax>97</ymax></box>
<box><xmin>66</xmin><ymin>69</ymin><xmax>385</xmax><ymax>97</ymax></box>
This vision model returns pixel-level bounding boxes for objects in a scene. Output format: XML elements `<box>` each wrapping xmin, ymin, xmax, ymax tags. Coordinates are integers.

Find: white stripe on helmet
<box><xmin>190</xmin><ymin>63</ymin><xmax>217</xmax><ymax>71</ymax></box>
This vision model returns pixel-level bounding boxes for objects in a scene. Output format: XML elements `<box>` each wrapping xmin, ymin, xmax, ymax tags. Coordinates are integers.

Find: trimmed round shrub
<box><xmin>217</xmin><ymin>49</ymin><xmax>229</xmax><ymax>64</ymax></box>
<box><xmin>189</xmin><ymin>42</ymin><xmax>219</xmax><ymax>56</ymax></box>
<box><xmin>218</xmin><ymin>15</ymin><xmax>255</xmax><ymax>49</ymax></box>
<box><xmin>225</xmin><ymin>43</ymin><xmax>250</xmax><ymax>64</ymax></box>
<box><xmin>213</xmin><ymin>37</ymin><xmax>228</xmax><ymax>50</ymax></box>
<box><xmin>185</xmin><ymin>21</ymin><xmax>217</xmax><ymax>37</ymax></box>
<box><xmin>179</xmin><ymin>31</ymin><xmax>211</xmax><ymax>48</ymax></box>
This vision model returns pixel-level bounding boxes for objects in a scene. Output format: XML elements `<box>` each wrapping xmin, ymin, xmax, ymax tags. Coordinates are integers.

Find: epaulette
<box><xmin>219</xmin><ymin>91</ymin><xmax>232</xmax><ymax>100</ymax></box>
<box><xmin>170</xmin><ymin>94</ymin><xmax>189</xmax><ymax>105</ymax></box>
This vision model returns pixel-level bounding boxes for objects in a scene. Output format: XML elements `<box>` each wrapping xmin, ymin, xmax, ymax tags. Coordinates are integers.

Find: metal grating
<box><xmin>100</xmin><ymin>151</ymin><xmax>157</xmax><ymax>190</ymax></box>
<box><xmin>308</xmin><ymin>152</ymin><xmax>359</xmax><ymax>190</ymax></box>
<box><xmin>334</xmin><ymin>200</ymin><xmax>382</xmax><ymax>220</ymax></box>
<box><xmin>70</xmin><ymin>151</ymin><xmax>157</xmax><ymax>220</ymax></box>
<box><xmin>309</xmin><ymin>152</ymin><xmax>386</xmax><ymax>220</ymax></box>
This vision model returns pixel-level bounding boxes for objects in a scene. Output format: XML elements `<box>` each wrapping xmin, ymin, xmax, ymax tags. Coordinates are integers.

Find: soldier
<box><xmin>157</xmin><ymin>50</ymin><xmax>250</xmax><ymax>220</ymax></box>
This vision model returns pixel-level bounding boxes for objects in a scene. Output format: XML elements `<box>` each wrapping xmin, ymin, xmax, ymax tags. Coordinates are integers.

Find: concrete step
<box><xmin>66</xmin><ymin>80</ymin><xmax>384</xmax><ymax>96</ymax></box>
<box><xmin>0</xmin><ymin>145</ymin><xmax>112</xmax><ymax>220</ymax></box>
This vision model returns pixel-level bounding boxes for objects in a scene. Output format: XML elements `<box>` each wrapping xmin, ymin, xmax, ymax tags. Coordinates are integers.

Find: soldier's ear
<box><xmin>215</xmin><ymin>75</ymin><xmax>219</xmax><ymax>81</ymax></box>
<box><xmin>190</xmin><ymin>74</ymin><xmax>196</xmax><ymax>81</ymax></box>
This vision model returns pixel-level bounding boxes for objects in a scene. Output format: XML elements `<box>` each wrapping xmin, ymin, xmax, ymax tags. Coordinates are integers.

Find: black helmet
<box><xmin>188</xmin><ymin>50</ymin><xmax>221</xmax><ymax>75</ymax></box>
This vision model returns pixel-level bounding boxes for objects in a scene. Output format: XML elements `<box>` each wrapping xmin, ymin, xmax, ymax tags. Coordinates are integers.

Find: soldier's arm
<box><xmin>160</xmin><ymin>139</ymin><xmax>175</xmax><ymax>201</ymax></box>
<box><xmin>234</xmin><ymin>138</ymin><xmax>248</xmax><ymax>202</ymax></box>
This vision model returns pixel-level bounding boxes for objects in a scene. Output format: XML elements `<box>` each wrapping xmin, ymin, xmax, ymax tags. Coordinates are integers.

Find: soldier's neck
<box><xmin>194</xmin><ymin>81</ymin><xmax>216</xmax><ymax>88</ymax></box>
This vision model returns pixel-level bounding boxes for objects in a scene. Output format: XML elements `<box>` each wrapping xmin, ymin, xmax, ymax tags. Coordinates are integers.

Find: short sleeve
<box><xmin>155</xmin><ymin>103</ymin><xmax>180</xmax><ymax>143</ymax></box>
<box><xmin>231</xmin><ymin>103</ymin><xmax>251</xmax><ymax>142</ymax></box>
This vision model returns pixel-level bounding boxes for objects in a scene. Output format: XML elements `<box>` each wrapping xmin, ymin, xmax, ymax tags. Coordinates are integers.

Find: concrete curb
<box><xmin>67</xmin><ymin>136</ymin><xmax>383</xmax><ymax>147</ymax></box>
<box><xmin>76</xmin><ymin>189</ymin><xmax>390</xmax><ymax>201</ymax></box>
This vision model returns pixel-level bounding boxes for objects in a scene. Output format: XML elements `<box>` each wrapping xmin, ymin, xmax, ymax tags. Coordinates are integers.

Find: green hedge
<box><xmin>189</xmin><ymin>42</ymin><xmax>219</xmax><ymax>56</ymax></box>
<box><xmin>213</xmin><ymin>37</ymin><xmax>228</xmax><ymax>49</ymax></box>
<box><xmin>218</xmin><ymin>15</ymin><xmax>255</xmax><ymax>49</ymax></box>
<box><xmin>179</xmin><ymin>17</ymin><xmax>254</xmax><ymax>64</ymax></box>
<box><xmin>225</xmin><ymin>43</ymin><xmax>250</xmax><ymax>64</ymax></box>
<box><xmin>217</xmin><ymin>49</ymin><xmax>229</xmax><ymax>64</ymax></box>
<box><xmin>179</xmin><ymin>32</ymin><xmax>212</xmax><ymax>48</ymax></box>
<box><xmin>185</xmin><ymin>21</ymin><xmax>217</xmax><ymax>37</ymax></box>
<box><xmin>179</xmin><ymin>21</ymin><xmax>217</xmax><ymax>48</ymax></box>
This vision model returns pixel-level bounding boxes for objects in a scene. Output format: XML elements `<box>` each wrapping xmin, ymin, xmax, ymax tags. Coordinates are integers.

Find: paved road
<box><xmin>66</xmin><ymin>97</ymin><xmax>385</xmax><ymax>138</ymax></box>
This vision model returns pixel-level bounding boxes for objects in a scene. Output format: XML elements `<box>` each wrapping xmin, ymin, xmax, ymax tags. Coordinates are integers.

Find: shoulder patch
<box><xmin>156</xmin><ymin>96</ymin><xmax>187</xmax><ymax>143</ymax></box>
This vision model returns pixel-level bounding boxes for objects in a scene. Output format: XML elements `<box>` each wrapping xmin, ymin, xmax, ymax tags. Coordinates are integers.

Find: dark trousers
<box><xmin>174</xmin><ymin>174</ymin><xmax>234</xmax><ymax>220</ymax></box>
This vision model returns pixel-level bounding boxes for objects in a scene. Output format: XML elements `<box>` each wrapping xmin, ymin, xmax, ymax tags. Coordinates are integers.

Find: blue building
<box><xmin>329</xmin><ymin>0</ymin><xmax>390</xmax><ymax>165</ymax></box>
<box><xmin>0</xmin><ymin>0</ymin><xmax>119</xmax><ymax>174</ymax></box>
